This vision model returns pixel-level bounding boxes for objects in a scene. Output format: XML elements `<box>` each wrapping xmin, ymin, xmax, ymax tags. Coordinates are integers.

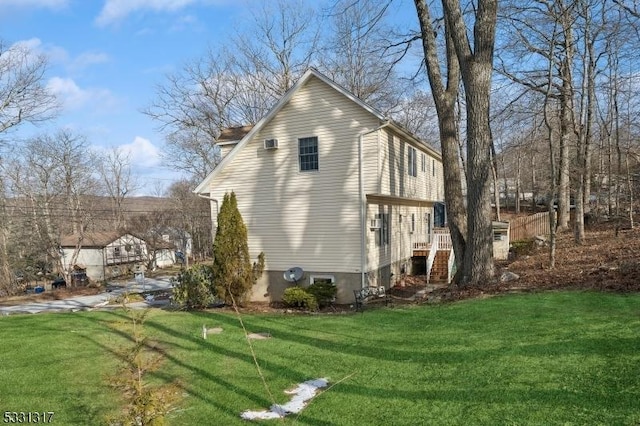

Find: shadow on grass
<box><xmin>36</xmin><ymin>303</ymin><xmax>640</xmax><ymax>424</ymax></box>
<box><xmin>73</xmin><ymin>309</ymin><xmax>318</xmax><ymax>421</ymax></box>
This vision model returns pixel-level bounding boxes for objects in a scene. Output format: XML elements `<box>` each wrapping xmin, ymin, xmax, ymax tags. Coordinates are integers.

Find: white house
<box><xmin>59</xmin><ymin>231</ymin><xmax>176</xmax><ymax>283</ymax></box>
<box><xmin>195</xmin><ymin>68</ymin><xmax>446</xmax><ymax>303</ymax></box>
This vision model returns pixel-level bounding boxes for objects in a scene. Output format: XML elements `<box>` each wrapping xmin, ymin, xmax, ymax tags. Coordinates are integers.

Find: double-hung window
<box><xmin>299</xmin><ymin>136</ymin><xmax>319</xmax><ymax>171</ymax></box>
<box><xmin>421</xmin><ymin>153</ymin><xmax>426</xmax><ymax>172</ymax></box>
<box><xmin>408</xmin><ymin>146</ymin><xmax>417</xmax><ymax>177</ymax></box>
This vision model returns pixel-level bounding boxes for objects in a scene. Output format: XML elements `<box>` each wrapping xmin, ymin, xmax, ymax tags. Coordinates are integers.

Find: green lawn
<box><xmin>1</xmin><ymin>292</ymin><xmax>639</xmax><ymax>425</ymax></box>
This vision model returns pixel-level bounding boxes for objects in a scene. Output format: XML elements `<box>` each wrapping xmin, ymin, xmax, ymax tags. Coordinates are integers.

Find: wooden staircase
<box><xmin>429</xmin><ymin>250</ymin><xmax>450</xmax><ymax>283</ymax></box>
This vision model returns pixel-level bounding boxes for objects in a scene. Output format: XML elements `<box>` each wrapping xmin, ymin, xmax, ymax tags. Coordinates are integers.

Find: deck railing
<box><xmin>425</xmin><ymin>238</ymin><xmax>438</xmax><ymax>284</ymax></box>
<box><xmin>413</xmin><ymin>228</ymin><xmax>453</xmax><ymax>251</ymax></box>
<box><xmin>414</xmin><ymin>229</ymin><xmax>453</xmax><ymax>283</ymax></box>
<box><xmin>447</xmin><ymin>246</ymin><xmax>456</xmax><ymax>284</ymax></box>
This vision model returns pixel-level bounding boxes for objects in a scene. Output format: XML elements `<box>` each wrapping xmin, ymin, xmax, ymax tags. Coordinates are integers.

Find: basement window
<box><xmin>310</xmin><ymin>275</ymin><xmax>335</xmax><ymax>285</ymax></box>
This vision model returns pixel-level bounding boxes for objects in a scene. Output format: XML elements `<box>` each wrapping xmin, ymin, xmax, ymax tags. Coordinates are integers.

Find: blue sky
<box><xmin>0</xmin><ymin>0</ymin><xmax>418</xmax><ymax>195</ymax></box>
<box><xmin>0</xmin><ymin>0</ymin><xmax>259</xmax><ymax>194</ymax></box>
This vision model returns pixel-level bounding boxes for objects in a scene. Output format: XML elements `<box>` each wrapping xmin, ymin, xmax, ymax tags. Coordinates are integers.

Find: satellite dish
<box><xmin>284</xmin><ymin>267</ymin><xmax>304</xmax><ymax>284</ymax></box>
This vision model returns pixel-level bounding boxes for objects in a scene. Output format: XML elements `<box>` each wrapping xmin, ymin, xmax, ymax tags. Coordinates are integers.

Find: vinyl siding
<box><xmin>366</xmin><ymin>203</ymin><xmax>434</xmax><ymax>273</ymax></box>
<box><xmin>363</xmin><ymin>127</ymin><xmax>444</xmax><ymax>276</ymax></box>
<box><xmin>370</xmin><ymin>128</ymin><xmax>444</xmax><ymax>201</ymax></box>
<box><xmin>209</xmin><ymin>76</ymin><xmax>379</xmax><ymax>273</ymax></box>
<box><xmin>219</xmin><ymin>143</ymin><xmax>237</xmax><ymax>159</ymax></box>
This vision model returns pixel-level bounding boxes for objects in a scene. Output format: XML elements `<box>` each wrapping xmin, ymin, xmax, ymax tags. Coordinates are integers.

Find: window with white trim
<box><xmin>411</xmin><ymin>213</ymin><xmax>416</xmax><ymax>234</ymax></box>
<box><xmin>407</xmin><ymin>146</ymin><xmax>417</xmax><ymax>177</ymax></box>
<box><xmin>299</xmin><ymin>136</ymin><xmax>319</xmax><ymax>171</ymax></box>
<box><xmin>310</xmin><ymin>275</ymin><xmax>335</xmax><ymax>285</ymax></box>
<box><xmin>421</xmin><ymin>153</ymin><xmax>426</xmax><ymax>172</ymax></box>
<box><xmin>375</xmin><ymin>211</ymin><xmax>390</xmax><ymax>247</ymax></box>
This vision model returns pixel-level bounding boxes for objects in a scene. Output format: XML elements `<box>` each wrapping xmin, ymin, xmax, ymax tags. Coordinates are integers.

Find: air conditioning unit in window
<box><xmin>264</xmin><ymin>138</ymin><xmax>278</xmax><ymax>149</ymax></box>
<box><xmin>369</xmin><ymin>218</ymin><xmax>381</xmax><ymax>230</ymax></box>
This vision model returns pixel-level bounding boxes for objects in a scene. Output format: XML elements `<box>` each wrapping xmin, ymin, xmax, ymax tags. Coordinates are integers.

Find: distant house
<box><xmin>59</xmin><ymin>231</ymin><xmax>175</xmax><ymax>282</ymax></box>
<box><xmin>195</xmin><ymin>68</ymin><xmax>446</xmax><ymax>303</ymax></box>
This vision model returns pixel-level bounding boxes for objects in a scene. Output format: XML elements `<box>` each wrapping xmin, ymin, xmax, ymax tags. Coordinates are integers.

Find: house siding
<box><xmin>219</xmin><ymin>144</ymin><xmax>237</xmax><ymax>160</ymax></box>
<box><xmin>61</xmin><ymin>234</ymin><xmax>157</xmax><ymax>282</ymax></box>
<box><xmin>209</xmin><ymin>76</ymin><xmax>380</xmax><ymax>277</ymax></box>
<box><xmin>365</xmin><ymin>202</ymin><xmax>434</xmax><ymax>283</ymax></box>
<box><xmin>362</xmin><ymin>128</ymin><xmax>444</xmax><ymax>287</ymax></box>
<box><xmin>370</xmin><ymin>128</ymin><xmax>443</xmax><ymax>200</ymax></box>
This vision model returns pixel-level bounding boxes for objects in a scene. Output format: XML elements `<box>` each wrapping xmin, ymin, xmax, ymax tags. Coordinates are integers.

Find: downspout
<box><xmin>359</xmin><ymin>121</ymin><xmax>391</xmax><ymax>288</ymax></box>
<box><xmin>197</xmin><ymin>193</ymin><xmax>219</xmax><ymax>243</ymax></box>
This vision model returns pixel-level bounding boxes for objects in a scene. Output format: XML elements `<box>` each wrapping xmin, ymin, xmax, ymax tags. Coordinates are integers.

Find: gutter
<box><xmin>358</xmin><ymin>121</ymin><xmax>391</xmax><ymax>288</ymax></box>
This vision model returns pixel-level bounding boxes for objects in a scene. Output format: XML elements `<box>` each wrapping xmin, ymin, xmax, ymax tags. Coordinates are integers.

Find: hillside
<box><xmin>442</xmin><ymin>222</ymin><xmax>640</xmax><ymax>301</ymax></box>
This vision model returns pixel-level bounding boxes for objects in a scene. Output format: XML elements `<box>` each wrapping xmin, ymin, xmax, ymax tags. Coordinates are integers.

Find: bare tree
<box><xmin>145</xmin><ymin>0</ymin><xmax>319</xmax><ymax>182</ymax></box>
<box><xmin>0</xmin><ymin>38</ymin><xmax>58</xmax><ymax>293</ymax></box>
<box><xmin>320</xmin><ymin>0</ymin><xmax>404</xmax><ymax>114</ymax></box>
<box><xmin>97</xmin><ymin>146</ymin><xmax>139</xmax><ymax>230</ymax></box>
<box><xmin>232</xmin><ymin>0</ymin><xmax>319</xmax><ymax>98</ymax></box>
<box><xmin>167</xmin><ymin>179</ymin><xmax>212</xmax><ymax>263</ymax></box>
<box><xmin>0</xmin><ymin>40</ymin><xmax>59</xmax><ymax>140</ymax></box>
<box><xmin>3</xmin><ymin>130</ymin><xmax>99</xmax><ymax>285</ymax></box>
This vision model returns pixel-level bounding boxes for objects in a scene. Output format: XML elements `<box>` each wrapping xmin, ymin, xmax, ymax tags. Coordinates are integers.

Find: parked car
<box><xmin>51</xmin><ymin>277</ymin><xmax>66</xmax><ymax>289</ymax></box>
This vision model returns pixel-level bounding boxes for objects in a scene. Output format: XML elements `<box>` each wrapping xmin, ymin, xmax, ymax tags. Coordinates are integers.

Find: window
<box><xmin>421</xmin><ymin>153</ymin><xmax>426</xmax><ymax>172</ymax></box>
<box><xmin>310</xmin><ymin>275</ymin><xmax>335</xmax><ymax>285</ymax></box>
<box><xmin>375</xmin><ymin>212</ymin><xmax>390</xmax><ymax>247</ymax></box>
<box><xmin>411</xmin><ymin>213</ymin><xmax>415</xmax><ymax>234</ymax></box>
<box><xmin>407</xmin><ymin>146</ymin><xmax>417</xmax><ymax>177</ymax></box>
<box><xmin>432</xmin><ymin>159</ymin><xmax>436</xmax><ymax>176</ymax></box>
<box><xmin>299</xmin><ymin>136</ymin><xmax>318</xmax><ymax>171</ymax></box>
<box><xmin>113</xmin><ymin>246</ymin><xmax>121</xmax><ymax>257</ymax></box>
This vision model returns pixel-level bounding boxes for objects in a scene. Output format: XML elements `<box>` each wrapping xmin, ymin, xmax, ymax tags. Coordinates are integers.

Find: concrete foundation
<box><xmin>251</xmin><ymin>260</ymin><xmax>413</xmax><ymax>305</ymax></box>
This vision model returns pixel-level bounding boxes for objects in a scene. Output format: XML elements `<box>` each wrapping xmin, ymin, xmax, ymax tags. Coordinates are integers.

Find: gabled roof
<box><xmin>60</xmin><ymin>231</ymin><xmax>124</xmax><ymax>248</ymax></box>
<box><xmin>194</xmin><ymin>68</ymin><xmax>440</xmax><ymax>194</ymax></box>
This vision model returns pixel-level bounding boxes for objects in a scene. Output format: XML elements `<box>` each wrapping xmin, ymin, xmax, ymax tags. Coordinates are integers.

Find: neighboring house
<box><xmin>59</xmin><ymin>231</ymin><xmax>175</xmax><ymax>283</ymax></box>
<box><xmin>159</xmin><ymin>228</ymin><xmax>193</xmax><ymax>260</ymax></box>
<box><xmin>195</xmin><ymin>68</ymin><xmax>446</xmax><ymax>304</ymax></box>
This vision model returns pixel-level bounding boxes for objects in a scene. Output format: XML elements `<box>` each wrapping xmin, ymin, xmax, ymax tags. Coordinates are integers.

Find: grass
<box><xmin>1</xmin><ymin>291</ymin><xmax>639</xmax><ymax>425</ymax></box>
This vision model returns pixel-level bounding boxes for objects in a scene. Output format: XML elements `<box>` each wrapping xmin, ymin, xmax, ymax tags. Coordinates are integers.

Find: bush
<box><xmin>212</xmin><ymin>192</ymin><xmax>264</xmax><ymax>305</ymax></box>
<box><xmin>306</xmin><ymin>282</ymin><xmax>337</xmax><ymax>308</ymax></box>
<box><xmin>282</xmin><ymin>286</ymin><xmax>318</xmax><ymax>311</ymax></box>
<box><xmin>510</xmin><ymin>239</ymin><xmax>537</xmax><ymax>257</ymax></box>
<box><xmin>171</xmin><ymin>264</ymin><xmax>215</xmax><ymax>309</ymax></box>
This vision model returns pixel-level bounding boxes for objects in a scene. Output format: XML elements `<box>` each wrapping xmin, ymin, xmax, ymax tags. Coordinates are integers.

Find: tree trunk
<box><xmin>414</xmin><ymin>0</ymin><xmax>467</xmax><ymax>278</ymax></box>
<box><xmin>443</xmin><ymin>0</ymin><xmax>497</xmax><ymax>285</ymax></box>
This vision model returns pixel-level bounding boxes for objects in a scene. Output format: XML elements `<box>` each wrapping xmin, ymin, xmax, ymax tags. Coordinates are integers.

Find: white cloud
<box><xmin>96</xmin><ymin>0</ymin><xmax>196</xmax><ymax>27</ymax></box>
<box><xmin>70</xmin><ymin>51</ymin><xmax>110</xmax><ymax>70</ymax></box>
<box><xmin>11</xmin><ymin>37</ymin><xmax>42</xmax><ymax>51</ymax></box>
<box><xmin>46</xmin><ymin>77</ymin><xmax>116</xmax><ymax>111</ymax></box>
<box><xmin>118</xmin><ymin>136</ymin><xmax>161</xmax><ymax>168</ymax></box>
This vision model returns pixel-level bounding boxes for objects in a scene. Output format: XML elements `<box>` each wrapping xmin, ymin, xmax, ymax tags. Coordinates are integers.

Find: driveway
<box><xmin>0</xmin><ymin>276</ymin><xmax>175</xmax><ymax>315</ymax></box>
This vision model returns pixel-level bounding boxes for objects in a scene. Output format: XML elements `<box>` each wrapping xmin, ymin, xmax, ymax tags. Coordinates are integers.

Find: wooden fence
<box><xmin>509</xmin><ymin>211</ymin><xmax>552</xmax><ymax>242</ymax></box>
